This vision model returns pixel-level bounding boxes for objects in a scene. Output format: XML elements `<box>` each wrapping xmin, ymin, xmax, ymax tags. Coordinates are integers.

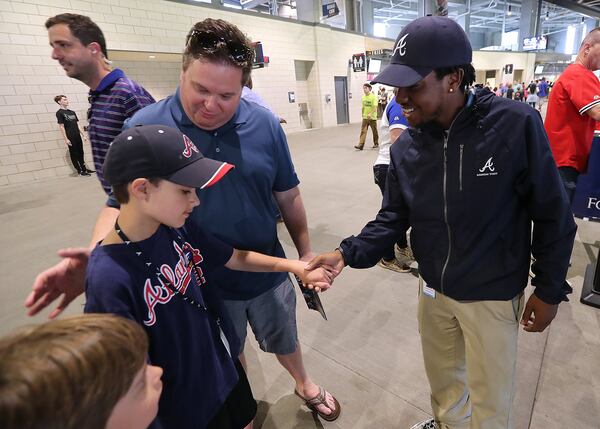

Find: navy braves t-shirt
<box><xmin>85</xmin><ymin>222</ymin><xmax>239</xmax><ymax>428</ymax></box>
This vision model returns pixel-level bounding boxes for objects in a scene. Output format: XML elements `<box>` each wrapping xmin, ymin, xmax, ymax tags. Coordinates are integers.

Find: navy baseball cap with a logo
<box><xmin>104</xmin><ymin>125</ymin><xmax>234</xmax><ymax>188</ymax></box>
<box><xmin>372</xmin><ymin>16</ymin><xmax>472</xmax><ymax>88</ymax></box>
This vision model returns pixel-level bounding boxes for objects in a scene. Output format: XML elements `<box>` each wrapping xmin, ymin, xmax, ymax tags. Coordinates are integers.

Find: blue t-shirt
<box><xmin>387</xmin><ymin>98</ymin><xmax>407</xmax><ymax>128</ymax></box>
<box><xmin>538</xmin><ymin>80</ymin><xmax>549</xmax><ymax>97</ymax></box>
<box><xmin>124</xmin><ymin>90</ymin><xmax>300</xmax><ymax>300</ymax></box>
<box><xmin>85</xmin><ymin>223</ymin><xmax>239</xmax><ymax>428</ymax></box>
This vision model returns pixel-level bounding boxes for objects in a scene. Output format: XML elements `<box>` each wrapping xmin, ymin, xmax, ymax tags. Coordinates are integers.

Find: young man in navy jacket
<box><xmin>308</xmin><ymin>17</ymin><xmax>576</xmax><ymax>429</ymax></box>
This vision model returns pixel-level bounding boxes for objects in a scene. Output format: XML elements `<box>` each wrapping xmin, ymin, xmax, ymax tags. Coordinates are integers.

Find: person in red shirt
<box><xmin>545</xmin><ymin>28</ymin><xmax>600</xmax><ymax>202</ymax></box>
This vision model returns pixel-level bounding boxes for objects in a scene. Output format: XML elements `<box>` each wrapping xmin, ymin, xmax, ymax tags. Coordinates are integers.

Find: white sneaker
<box><xmin>410</xmin><ymin>418</ymin><xmax>438</xmax><ymax>429</ymax></box>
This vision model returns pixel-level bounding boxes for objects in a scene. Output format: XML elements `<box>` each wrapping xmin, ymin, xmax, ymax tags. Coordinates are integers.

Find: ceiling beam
<box><xmin>543</xmin><ymin>0</ymin><xmax>600</xmax><ymax>18</ymax></box>
<box><xmin>239</xmin><ymin>0</ymin><xmax>269</xmax><ymax>9</ymax></box>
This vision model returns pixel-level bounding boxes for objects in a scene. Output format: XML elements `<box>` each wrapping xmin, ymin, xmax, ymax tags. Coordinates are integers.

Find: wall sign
<box><xmin>352</xmin><ymin>53</ymin><xmax>365</xmax><ymax>72</ymax></box>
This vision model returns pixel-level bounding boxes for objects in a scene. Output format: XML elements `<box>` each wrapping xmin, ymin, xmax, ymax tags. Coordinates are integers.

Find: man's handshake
<box><xmin>301</xmin><ymin>249</ymin><xmax>346</xmax><ymax>291</ymax></box>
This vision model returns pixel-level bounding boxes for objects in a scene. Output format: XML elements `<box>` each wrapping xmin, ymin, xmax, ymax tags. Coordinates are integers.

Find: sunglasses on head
<box><xmin>185</xmin><ymin>30</ymin><xmax>253</xmax><ymax>64</ymax></box>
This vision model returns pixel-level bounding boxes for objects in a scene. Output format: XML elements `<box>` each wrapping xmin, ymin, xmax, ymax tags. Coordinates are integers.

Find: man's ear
<box><xmin>88</xmin><ymin>42</ymin><xmax>101</xmax><ymax>55</ymax></box>
<box><xmin>447</xmin><ymin>69</ymin><xmax>464</xmax><ymax>91</ymax></box>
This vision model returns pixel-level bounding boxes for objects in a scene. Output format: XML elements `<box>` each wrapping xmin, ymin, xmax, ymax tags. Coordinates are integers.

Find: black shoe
<box><xmin>84</xmin><ymin>167</ymin><xmax>95</xmax><ymax>173</ymax></box>
<box><xmin>354</xmin><ymin>145</ymin><xmax>363</xmax><ymax>150</ymax></box>
<box><xmin>79</xmin><ymin>171</ymin><xmax>91</xmax><ymax>176</ymax></box>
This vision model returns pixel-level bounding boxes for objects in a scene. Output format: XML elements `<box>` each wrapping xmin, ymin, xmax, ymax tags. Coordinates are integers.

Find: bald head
<box><xmin>580</xmin><ymin>28</ymin><xmax>600</xmax><ymax>50</ymax></box>
<box><xmin>577</xmin><ymin>27</ymin><xmax>600</xmax><ymax>71</ymax></box>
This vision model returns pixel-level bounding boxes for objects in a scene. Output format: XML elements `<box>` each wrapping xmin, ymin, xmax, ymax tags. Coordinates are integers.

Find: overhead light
<box><xmin>149</xmin><ymin>55</ymin><xmax>156</xmax><ymax>59</ymax></box>
<box><xmin>507</xmin><ymin>5</ymin><xmax>512</xmax><ymax>15</ymax></box>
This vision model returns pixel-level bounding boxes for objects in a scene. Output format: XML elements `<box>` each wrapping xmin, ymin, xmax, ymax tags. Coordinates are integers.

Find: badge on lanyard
<box><xmin>219</xmin><ymin>326</ymin><xmax>231</xmax><ymax>357</ymax></box>
<box><xmin>422</xmin><ymin>283</ymin><xmax>436</xmax><ymax>298</ymax></box>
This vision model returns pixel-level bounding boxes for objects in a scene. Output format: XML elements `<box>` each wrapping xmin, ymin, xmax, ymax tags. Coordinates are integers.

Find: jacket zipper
<box><xmin>440</xmin><ymin>109</ymin><xmax>465</xmax><ymax>294</ymax></box>
<box><xmin>441</xmin><ymin>133</ymin><xmax>451</xmax><ymax>295</ymax></box>
<box><xmin>459</xmin><ymin>144</ymin><xmax>464</xmax><ymax>191</ymax></box>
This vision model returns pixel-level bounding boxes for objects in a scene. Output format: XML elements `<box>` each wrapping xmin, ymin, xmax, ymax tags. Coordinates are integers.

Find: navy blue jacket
<box><xmin>340</xmin><ymin>89</ymin><xmax>576</xmax><ymax>304</ymax></box>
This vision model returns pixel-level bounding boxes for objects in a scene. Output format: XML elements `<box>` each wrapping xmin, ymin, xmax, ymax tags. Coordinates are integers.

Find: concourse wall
<box><xmin>0</xmin><ymin>0</ymin><xmax>539</xmax><ymax>186</ymax></box>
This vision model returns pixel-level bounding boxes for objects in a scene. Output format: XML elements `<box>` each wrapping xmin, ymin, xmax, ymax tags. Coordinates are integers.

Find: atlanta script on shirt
<box><xmin>143</xmin><ymin>239</ymin><xmax>205</xmax><ymax>326</ymax></box>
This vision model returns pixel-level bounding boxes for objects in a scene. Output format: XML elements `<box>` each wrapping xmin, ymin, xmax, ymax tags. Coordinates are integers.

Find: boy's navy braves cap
<box><xmin>372</xmin><ymin>16</ymin><xmax>472</xmax><ymax>88</ymax></box>
<box><xmin>104</xmin><ymin>125</ymin><xmax>234</xmax><ymax>188</ymax></box>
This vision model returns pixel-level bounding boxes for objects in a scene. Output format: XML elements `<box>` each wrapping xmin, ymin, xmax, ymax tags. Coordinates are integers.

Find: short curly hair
<box><xmin>183</xmin><ymin>18</ymin><xmax>254</xmax><ymax>86</ymax></box>
<box><xmin>434</xmin><ymin>63</ymin><xmax>476</xmax><ymax>93</ymax></box>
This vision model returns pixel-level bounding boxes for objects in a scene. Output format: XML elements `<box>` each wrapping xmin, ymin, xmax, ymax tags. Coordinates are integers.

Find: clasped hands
<box><xmin>300</xmin><ymin>249</ymin><xmax>345</xmax><ymax>292</ymax></box>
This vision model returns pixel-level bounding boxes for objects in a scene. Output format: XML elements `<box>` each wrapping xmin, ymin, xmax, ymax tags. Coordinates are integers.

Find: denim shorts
<box><xmin>223</xmin><ymin>277</ymin><xmax>298</xmax><ymax>355</ymax></box>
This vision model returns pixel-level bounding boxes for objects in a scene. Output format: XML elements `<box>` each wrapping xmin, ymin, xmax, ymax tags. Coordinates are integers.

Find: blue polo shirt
<box><xmin>88</xmin><ymin>69</ymin><xmax>154</xmax><ymax>194</ymax></box>
<box><xmin>124</xmin><ymin>89</ymin><xmax>299</xmax><ymax>300</ymax></box>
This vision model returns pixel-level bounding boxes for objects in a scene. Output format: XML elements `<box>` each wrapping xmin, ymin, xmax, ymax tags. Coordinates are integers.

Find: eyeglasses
<box><xmin>185</xmin><ymin>30</ymin><xmax>254</xmax><ymax>65</ymax></box>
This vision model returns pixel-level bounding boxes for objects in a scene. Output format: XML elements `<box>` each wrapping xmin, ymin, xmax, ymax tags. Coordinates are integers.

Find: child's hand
<box><xmin>300</xmin><ymin>265</ymin><xmax>337</xmax><ymax>292</ymax></box>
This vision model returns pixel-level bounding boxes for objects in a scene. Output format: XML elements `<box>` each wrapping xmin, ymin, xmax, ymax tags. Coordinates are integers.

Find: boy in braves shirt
<box><xmin>84</xmin><ymin>125</ymin><xmax>334</xmax><ymax>429</ymax></box>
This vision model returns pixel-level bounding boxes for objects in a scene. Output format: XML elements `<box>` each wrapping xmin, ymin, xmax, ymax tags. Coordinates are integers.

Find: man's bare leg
<box><xmin>276</xmin><ymin>342</ymin><xmax>336</xmax><ymax>415</ymax></box>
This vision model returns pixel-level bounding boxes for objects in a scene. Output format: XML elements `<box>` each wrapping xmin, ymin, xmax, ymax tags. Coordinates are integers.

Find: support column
<box><xmin>418</xmin><ymin>0</ymin><xmax>425</xmax><ymax>17</ymax></box>
<box><xmin>362</xmin><ymin>0</ymin><xmax>374</xmax><ymax>36</ymax></box>
<box><xmin>581</xmin><ymin>17</ymin><xmax>597</xmax><ymax>43</ymax></box>
<box><xmin>296</xmin><ymin>0</ymin><xmax>320</xmax><ymax>23</ymax></box>
<box><xmin>345</xmin><ymin>0</ymin><xmax>356</xmax><ymax>31</ymax></box>
<box><xmin>418</xmin><ymin>0</ymin><xmax>437</xmax><ymax>17</ymax></box>
<box><xmin>518</xmin><ymin>0</ymin><xmax>540</xmax><ymax>51</ymax></box>
<box><xmin>456</xmin><ymin>0</ymin><xmax>471</xmax><ymax>35</ymax></box>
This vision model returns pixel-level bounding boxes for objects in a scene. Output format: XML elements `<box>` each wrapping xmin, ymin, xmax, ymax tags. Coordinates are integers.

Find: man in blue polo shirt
<box><xmin>27</xmin><ymin>17</ymin><xmax>341</xmax><ymax>423</ymax></box>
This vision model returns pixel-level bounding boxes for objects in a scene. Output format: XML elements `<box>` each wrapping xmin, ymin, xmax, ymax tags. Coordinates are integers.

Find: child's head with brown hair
<box><xmin>0</xmin><ymin>314</ymin><xmax>162</xmax><ymax>429</ymax></box>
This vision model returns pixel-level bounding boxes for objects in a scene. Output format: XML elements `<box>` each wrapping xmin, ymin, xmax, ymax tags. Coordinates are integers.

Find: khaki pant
<box><xmin>537</xmin><ymin>96</ymin><xmax>548</xmax><ymax>111</ymax></box>
<box><xmin>418</xmin><ymin>278</ymin><xmax>524</xmax><ymax>429</ymax></box>
<box><xmin>357</xmin><ymin>119</ymin><xmax>378</xmax><ymax>148</ymax></box>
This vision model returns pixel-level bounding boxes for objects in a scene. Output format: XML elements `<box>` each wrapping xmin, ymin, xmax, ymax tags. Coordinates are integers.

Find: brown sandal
<box><xmin>295</xmin><ymin>386</ymin><xmax>341</xmax><ymax>422</ymax></box>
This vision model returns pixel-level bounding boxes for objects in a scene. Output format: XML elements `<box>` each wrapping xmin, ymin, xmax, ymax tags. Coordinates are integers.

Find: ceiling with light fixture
<box><xmin>216</xmin><ymin>0</ymin><xmax>598</xmax><ymax>37</ymax></box>
<box><xmin>372</xmin><ymin>0</ymin><xmax>599</xmax><ymax>34</ymax></box>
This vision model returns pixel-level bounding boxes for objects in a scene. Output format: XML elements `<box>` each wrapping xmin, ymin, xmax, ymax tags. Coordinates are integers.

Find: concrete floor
<box><xmin>0</xmin><ymin>122</ymin><xmax>599</xmax><ymax>429</ymax></box>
